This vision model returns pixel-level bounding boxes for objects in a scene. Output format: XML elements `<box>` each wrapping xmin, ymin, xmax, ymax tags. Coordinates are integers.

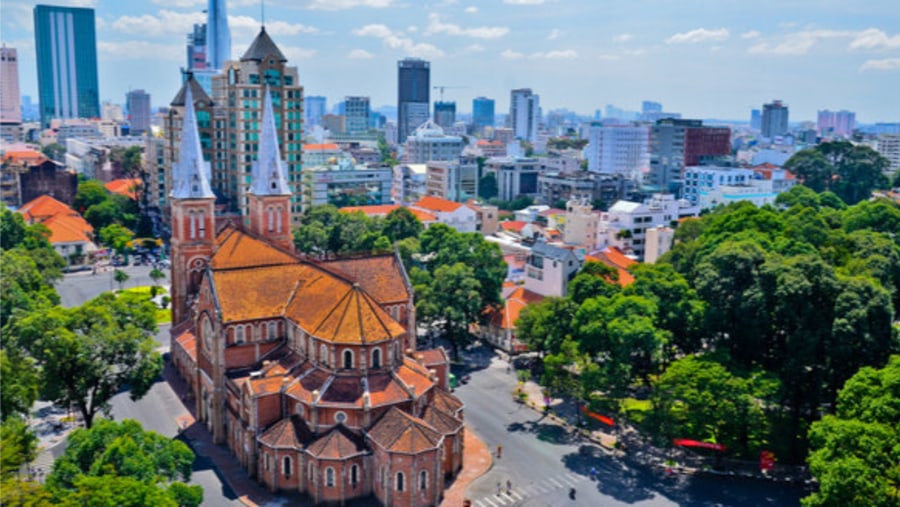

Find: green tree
<box><xmin>478</xmin><ymin>172</ymin><xmax>498</xmax><ymax>200</ymax></box>
<box><xmin>85</xmin><ymin>200</ymin><xmax>122</xmax><ymax>231</ymax></box>
<box><xmin>41</xmin><ymin>143</ymin><xmax>66</xmax><ymax>162</ymax></box>
<box><xmin>0</xmin><ymin>418</ymin><xmax>37</xmax><ymax>478</ymax></box>
<box><xmin>413</xmin><ymin>263</ymin><xmax>482</xmax><ymax>359</ymax></box>
<box><xmin>515</xmin><ymin>297</ymin><xmax>578</xmax><ymax>356</ymax></box>
<box><xmin>46</xmin><ymin>419</ymin><xmax>201</xmax><ymax>507</ymax></box>
<box><xmin>568</xmin><ymin>261</ymin><xmax>620</xmax><ymax>304</ymax></box>
<box><xmin>7</xmin><ymin>293</ymin><xmax>162</xmax><ymax>428</ymax></box>
<box><xmin>0</xmin><ymin>349</ymin><xmax>40</xmax><ymax>421</ymax></box>
<box><xmin>774</xmin><ymin>185</ymin><xmax>822</xmax><ymax>210</ymax></box>
<box><xmin>114</xmin><ymin>269</ymin><xmax>130</xmax><ymax>290</ymax></box>
<box><xmin>785</xmin><ymin>151</ymin><xmax>832</xmax><ymax>193</ymax></box>
<box><xmin>73</xmin><ymin>180</ymin><xmax>109</xmax><ymax>214</ymax></box>
<box><xmin>650</xmin><ymin>355</ymin><xmax>774</xmax><ymax>458</ymax></box>
<box><xmin>785</xmin><ymin>142</ymin><xmax>890</xmax><ymax>205</ymax></box>
<box><xmin>803</xmin><ymin>356</ymin><xmax>900</xmax><ymax>507</ymax></box>
<box><xmin>382</xmin><ymin>207</ymin><xmax>423</xmax><ymax>242</ymax></box>
<box><xmin>0</xmin><ymin>249</ymin><xmax>60</xmax><ymax>328</ymax></box>
<box><xmin>99</xmin><ymin>223</ymin><xmax>134</xmax><ymax>254</ymax></box>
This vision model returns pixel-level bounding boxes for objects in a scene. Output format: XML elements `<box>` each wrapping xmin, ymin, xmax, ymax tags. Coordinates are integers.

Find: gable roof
<box><xmin>530</xmin><ymin>241</ymin><xmax>576</xmax><ymax>261</ymax></box>
<box><xmin>488</xmin><ymin>287</ymin><xmax>545</xmax><ymax>330</ymax></box>
<box><xmin>366</xmin><ymin>407</ymin><xmax>442</xmax><ymax>454</ymax></box>
<box><xmin>2</xmin><ymin>150</ymin><xmax>50</xmax><ymax>167</ymax></box>
<box><xmin>170</xmin><ymin>75</ymin><xmax>212</xmax><ymax>107</ymax></box>
<box><xmin>421</xmin><ymin>405</ymin><xmax>463</xmax><ymax>435</ymax></box>
<box><xmin>414</xmin><ymin>196</ymin><xmax>463</xmax><ymax>213</ymax></box>
<box><xmin>432</xmin><ymin>388</ymin><xmax>464</xmax><ymax>416</ymax></box>
<box><xmin>320</xmin><ymin>254</ymin><xmax>411</xmax><ymax>305</ymax></box>
<box><xmin>104</xmin><ymin>178</ymin><xmax>141</xmax><ymax>200</ymax></box>
<box><xmin>306</xmin><ymin>425</ymin><xmax>367</xmax><ymax>459</ymax></box>
<box><xmin>18</xmin><ymin>195</ymin><xmax>93</xmax><ymax>245</ymax></box>
<box><xmin>211</xmin><ymin>226</ymin><xmax>298</xmax><ymax>270</ymax></box>
<box><xmin>19</xmin><ymin>194</ymin><xmax>75</xmax><ymax>221</ymax></box>
<box><xmin>241</xmin><ymin>27</ymin><xmax>287</xmax><ymax>62</ymax></box>
<box><xmin>500</xmin><ymin>220</ymin><xmax>527</xmax><ymax>233</ymax></box>
<box><xmin>306</xmin><ymin>283</ymin><xmax>406</xmax><ymax>345</ymax></box>
<box><xmin>339</xmin><ymin>204</ymin><xmax>437</xmax><ymax>223</ymax></box>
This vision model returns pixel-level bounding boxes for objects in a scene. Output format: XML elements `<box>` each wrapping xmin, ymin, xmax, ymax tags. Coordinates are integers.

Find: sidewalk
<box><xmin>440</xmin><ymin>425</ymin><xmax>493</xmax><ymax>507</ymax></box>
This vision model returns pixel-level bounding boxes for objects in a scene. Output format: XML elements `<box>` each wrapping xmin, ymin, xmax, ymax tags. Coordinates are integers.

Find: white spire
<box><xmin>171</xmin><ymin>85</ymin><xmax>214</xmax><ymax>199</ymax></box>
<box><xmin>250</xmin><ymin>86</ymin><xmax>291</xmax><ymax>196</ymax></box>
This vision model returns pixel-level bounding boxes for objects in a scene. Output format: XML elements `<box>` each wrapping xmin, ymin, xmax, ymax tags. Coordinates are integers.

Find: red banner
<box><xmin>581</xmin><ymin>406</ymin><xmax>615</xmax><ymax>426</ymax></box>
<box><xmin>760</xmin><ymin>450</ymin><xmax>775</xmax><ymax>471</ymax></box>
<box><xmin>673</xmin><ymin>438</ymin><xmax>727</xmax><ymax>452</ymax></box>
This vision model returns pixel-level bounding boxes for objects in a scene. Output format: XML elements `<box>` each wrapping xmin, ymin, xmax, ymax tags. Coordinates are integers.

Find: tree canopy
<box><xmin>784</xmin><ymin>141</ymin><xmax>890</xmax><ymax>205</ymax></box>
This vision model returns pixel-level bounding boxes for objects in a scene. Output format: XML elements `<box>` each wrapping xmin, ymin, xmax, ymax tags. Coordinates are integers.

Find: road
<box><xmin>453</xmin><ymin>345</ymin><xmax>807</xmax><ymax>507</ymax></box>
<box><xmin>57</xmin><ymin>267</ymin><xmax>242</xmax><ymax>507</ymax></box>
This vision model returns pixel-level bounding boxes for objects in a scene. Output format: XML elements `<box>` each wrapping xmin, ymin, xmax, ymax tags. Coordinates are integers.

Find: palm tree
<box><xmin>113</xmin><ymin>269</ymin><xmax>130</xmax><ymax>291</ymax></box>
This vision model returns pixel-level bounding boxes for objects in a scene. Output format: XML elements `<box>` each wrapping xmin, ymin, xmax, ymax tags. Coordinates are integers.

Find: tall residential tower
<box><xmin>397</xmin><ymin>58</ymin><xmax>430</xmax><ymax>143</ymax></box>
<box><xmin>33</xmin><ymin>5</ymin><xmax>100</xmax><ymax>127</ymax></box>
<box><xmin>205</xmin><ymin>0</ymin><xmax>231</xmax><ymax>70</ymax></box>
<box><xmin>510</xmin><ymin>88</ymin><xmax>540</xmax><ymax>142</ymax></box>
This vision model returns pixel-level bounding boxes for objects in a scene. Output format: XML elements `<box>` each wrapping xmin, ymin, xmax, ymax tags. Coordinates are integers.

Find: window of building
<box><xmin>235</xmin><ymin>325</ymin><xmax>245</xmax><ymax>344</ymax></box>
<box><xmin>334</xmin><ymin>411</ymin><xmax>347</xmax><ymax>424</ymax></box>
<box><xmin>396</xmin><ymin>472</ymin><xmax>405</xmax><ymax>492</ymax></box>
<box><xmin>265</xmin><ymin>454</ymin><xmax>270</xmax><ymax>471</ymax></box>
<box><xmin>320</xmin><ymin>344</ymin><xmax>328</xmax><ymax>366</ymax></box>
<box><xmin>267</xmin><ymin>207</ymin><xmax>275</xmax><ymax>232</ymax></box>
<box><xmin>343</xmin><ymin>349</ymin><xmax>353</xmax><ymax>369</ymax></box>
<box><xmin>283</xmin><ymin>456</ymin><xmax>292</xmax><ymax>478</ymax></box>
<box><xmin>268</xmin><ymin>321</ymin><xmax>276</xmax><ymax>340</ymax></box>
<box><xmin>325</xmin><ymin>467</ymin><xmax>335</xmax><ymax>487</ymax></box>
<box><xmin>371</xmin><ymin>348</ymin><xmax>382</xmax><ymax>369</ymax></box>
<box><xmin>350</xmin><ymin>465</ymin><xmax>359</xmax><ymax>486</ymax></box>
<box><xmin>198</xmin><ymin>211</ymin><xmax>206</xmax><ymax>238</ymax></box>
<box><xmin>296</xmin><ymin>404</ymin><xmax>305</xmax><ymax>417</ymax></box>
<box><xmin>380</xmin><ymin>467</ymin><xmax>385</xmax><ymax>488</ymax></box>
<box><xmin>308</xmin><ymin>463</ymin><xmax>315</xmax><ymax>481</ymax></box>
<box><xmin>419</xmin><ymin>470</ymin><xmax>428</xmax><ymax>490</ymax></box>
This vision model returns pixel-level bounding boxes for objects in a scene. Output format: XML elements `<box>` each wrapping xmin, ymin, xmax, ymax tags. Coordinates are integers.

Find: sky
<box><xmin>2</xmin><ymin>0</ymin><xmax>899</xmax><ymax>123</ymax></box>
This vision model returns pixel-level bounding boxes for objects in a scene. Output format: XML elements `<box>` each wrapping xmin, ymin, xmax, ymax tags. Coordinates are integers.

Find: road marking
<box><xmin>494</xmin><ymin>494</ymin><xmax>509</xmax><ymax>505</ymax></box>
<box><xmin>481</xmin><ymin>497</ymin><xmax>497</xmax><ymax>507</ymax></box>
<box><xmin>548</xmin><ymin>477</ymin><xmax>564</xmax><ymax>488</ymax></box>
<box><xmin>508</xmin><ymin>490</ymin><xmax>523</xmax><ymax>500</ymax></box>
<box><xmin>560</xmin><ymin>474</ymin><xmax>580</xmax><ymax>486</ymax></box>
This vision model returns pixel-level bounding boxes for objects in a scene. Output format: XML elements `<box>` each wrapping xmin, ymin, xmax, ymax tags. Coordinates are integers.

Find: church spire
<box><xmin>251</xmin><ymin>86</ymin><xmax>291</xmax><ymax>196</ymax></box>
<box><xmin>171</xmin><ymin>86</ymin><xmax>214</xmax><ymax>200</ymax></box>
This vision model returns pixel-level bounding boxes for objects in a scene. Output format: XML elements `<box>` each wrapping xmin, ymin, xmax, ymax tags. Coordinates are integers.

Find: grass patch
<box><xmin>622</xmin><ymin>397</ymin><xmax>652</xmax><ymax>425</ymax></box>
<box><xmin>155</xmin><ymin>308</ymin><xmax>171</xmax><ymax>325</ymax></box>
<box><xmin>117</xmin><ymin>286</ymin><xmax>171</xmax><ymax>324</ymax></box>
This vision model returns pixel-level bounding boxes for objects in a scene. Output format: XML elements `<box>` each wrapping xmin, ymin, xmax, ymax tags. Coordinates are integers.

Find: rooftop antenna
<box><xmin>261</xmin><ymin>0</ymin><xmax>265</xmax><ymax>28</ymax></box>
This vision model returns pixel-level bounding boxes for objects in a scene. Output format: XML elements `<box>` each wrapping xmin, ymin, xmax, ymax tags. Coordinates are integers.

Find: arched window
<box><xmin>265</xmin><ymin>453</ymin><xmax>270</xmax><ymax>471</ymax></box>
<box><xmin>350</xmin><ymin>464</ymin><xmax>359</xmax><ymax>486</ymax></box>
<box><xmin>419</xmin><ymin>470</ymin><xmax>428</xmax><ymax>491</ymax></box>
<box><xmin>283</xmin><ymin>456</ymin><xmax>292</xmax><ymax>478</ymax></box>
<box><xmin>189</xmin><ymin>211</ymin><xmax>197</xmax><ymax>239</ymax></box>
<box><xmin>325</xmin><ymin>467</ymin><xmax>335</xmax><ymax>487</ymax></box>
<box><xmin>268</xmin><ymin>321</ymin><xmax>277</xmax><ymax>339</ymax></box>
<box><xmin>380</xmin><ymin>466</ymin><xmax>385</xmax><ymax>488</ymax></box>
<box><xmin>396</xmin><ymin>472</ymin><xmax>405</xmax><ymax>492</ymax></box>
<box><xmin>267</xmin><ymin>207</ymin><xmax>275</xmax><ymax>232</ymax></box>
<box><xmin>320</xmin><ymin>344</ymin><xmax>328</xmax><ymax>366</ymax></box>
<box><xmin>235</xmin><ymin>326</ymin><xmax>245</xmax><ymax>344</ymax></box>
<box><xmin>276</xmin><ymin>207</ymin><xmax>283</xmax><ymax>233</ymax></box>
<box><xmin>371</xmin><ymin>348</ymin><xmax>381</xmax><ymax>369</ymax></box>
<box><xmin>198</xmin><ymin>210</ymin><xmax>206</xmax><ymax>238</ymax></box>
<box><xmin>308</xmin><ymin>463</ymin><xmax>315</xmax><ymax>481</ymax></box>
<box><xmin>343</xmin><ymin>349</ymin><xmax>353</xmax><ymax>369</ymax></box>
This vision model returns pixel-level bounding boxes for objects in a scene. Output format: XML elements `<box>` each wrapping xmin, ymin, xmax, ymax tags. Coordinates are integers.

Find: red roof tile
<box><xmin>321</xmin><ymin>255</ymin><xmax>411</xmax><ymax>304</ymax></box>
<box><xmin>432</xmin><ymin>388</ymin><xmax>464</xmax><ymax>416</ymax></box>
<box><xmin>367</xmin><ymin>407</ymin><xmax>442</xmax><ymax>454</ymax></box>
<box><xmin>414</xmin><ymin>196</ymin><xmax>463</xmax><ymax>213</ymax></box>
<box><xmin>487</xmin><ymin>287</ymin><xmax>544</xmax><ymax>330</ymax></box>
<box><xmin>421</xmin><ymin>405</ymin><xmax>463</xmax><ymax>434</ymax></box>
<box><xmin>306</xmin><ymin>425</ymin><xmax>367</xmax><ymax>459</ymax></box>
<box><xmin>174</xmin><ymin>331</ymin><xmax>197</xmax><ymax>362</ymax></box>
<box><xmin>500</xmin><ymin>221</ymin><xmax>527</xmax><ymax>233</ymax></box>
<box><xmin>211</xmin><ymin>227</ymin><xmax>298</xmax><ymax>270</ymax></box>
<box><xmin>104</xmin><ymin>178</ymin><xmax>141</xmax><ymax>200</ymax></box>
<box><xmin>258</xmin><ymin>415</ymin><xmax>314</xmax><ymax>450</ymax></box>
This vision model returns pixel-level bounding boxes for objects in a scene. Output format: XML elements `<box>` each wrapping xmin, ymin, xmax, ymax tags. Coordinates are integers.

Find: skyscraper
<box><xmin>642</xmin><ymin>101</ymin><xmax>662</xmax><ymax>114</ymax></box>
<box><xmin>33</xmin><ymin>5</ymin><xmax>100</xmax><ymax>127</ymax></box>
<box><xmin>817</xmin><ymin>110</ymin><xmax>856</xmax><ymax>137</ymax></box>
<box><xmin>648</xmin><ymin>119</ymin><xmax>731</xmax><ymax>194</ymax></box>
<box><xmin>305</xmin><ymin>96</ymin><xmax>326</xmax><ymax>127</ymax></box>
<box><xmin>585</xmin><ymin>123</ymin><xmax>650</xmax><ymax>178</ymax></box>
<box><xmin>510</xmin><ymin>88</ymin><xmax>540</xmax><ymax>142</ymax></box>
<box><xmin>433</xmin><ymin>101</ymin><xmax>456</xmax><ymax>128</ymax></box>
<box><xmin>0</xmin><ymin>45</ymin><xmax>21</xmax><ymax>124</ymax></box>
<box><xmin>750</xmin><ymin>109</ymin><xmax>761</xmax><ymax>131</ymax></box>
<box><xmin>126</xmin><ymin>89</ymin><xmax>151</xmax><ymax>136</ymax></box>
<box><xmin>397</xmin><ymin>58</ymin><xmax>430</xmax><ymax>143</ymax></box>
<box><xmin>344</xmin><ymin>96</ymin><xmax>370</xmax><ymax>134</ymax></box>
<box><xmin>205</xmin><ymin>0</ymin><xmax>231</xmax><ymax>70</ymax></box>
<box><xmin>186</xmin><ymin>23</ymin><xmax>208</xmax><ymax>71</ymax></box>
<box><xmin>761</xmin><ymin>100</ymin><xmax>789</xmax><ymax>138</ymax></box>
<box><xmin>472</xmin><ymin>97</ymin><xmax>494</xmax><ymax>131</ymax></box>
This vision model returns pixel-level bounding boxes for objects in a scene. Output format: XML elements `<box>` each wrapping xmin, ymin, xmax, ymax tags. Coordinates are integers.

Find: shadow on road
<box><xmin>506</xmin><ymin>419</ymin><xmax>579</xmax><ymax>446</ymax></box>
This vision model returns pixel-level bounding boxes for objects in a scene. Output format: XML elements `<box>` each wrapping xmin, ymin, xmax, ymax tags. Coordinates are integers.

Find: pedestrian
<box><xmin>506</xmin><ymin>479</ymin><xmax>512</xmax><ymax>495</ymax></box>
<box><xmin>590</xmin><ymin>466</ymin><xmax>597</xmax><ymax>480</ymax></box>
<box><xmin>497</xmin><ymin>444</ymin><xmax>502</xmax><ymax>459</ymax></box>
<box><xmin>569</xmin><ymin>487</ymin><xmax>576</xmax><ymax>500</ymax></box>
<box><xmin>497</xmin><ymin>481</ymin><xmax>502</xmax><ymax>496</ymax></box>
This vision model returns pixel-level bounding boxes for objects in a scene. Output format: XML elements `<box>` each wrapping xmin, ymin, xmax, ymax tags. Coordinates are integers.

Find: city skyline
<box><xmin>0</xmin><ymin>0</ymin><xmax>898</xmax><ymax>122</ymax></box>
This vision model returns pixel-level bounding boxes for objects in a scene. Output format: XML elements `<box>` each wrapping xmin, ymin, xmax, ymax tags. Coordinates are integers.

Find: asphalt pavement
<box><xmin>453</xmin><ymin>345</ymin><xmax>806</xmax><ymax>507</ymax></box>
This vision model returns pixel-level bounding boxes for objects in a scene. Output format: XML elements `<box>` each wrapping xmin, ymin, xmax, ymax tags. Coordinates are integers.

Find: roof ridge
<box><xmin>312</xmin><ymin>283</ymin><xmax>353</xmax><ymax>338</ymax></box>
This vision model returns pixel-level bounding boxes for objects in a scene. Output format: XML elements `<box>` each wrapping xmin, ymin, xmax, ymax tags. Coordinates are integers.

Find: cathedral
<box><xmin>168</xmin><ymin>30</ymin><xmax>464</xmax><ymax>507</ymax></box>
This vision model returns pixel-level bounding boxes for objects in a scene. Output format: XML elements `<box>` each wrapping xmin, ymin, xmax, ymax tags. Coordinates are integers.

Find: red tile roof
<box><xmin>367</xmin><ymin>407</ymin><xmax>442</xmax><ymax>454</ymax></box>
<box><xmin>396</xmin><ymin>358</ymin><xmax>435</xmax><ymax>397</ymax></box>
<box><xmin>421</xmin><ymin>405</ymin><xmax>463</xmax><ymax>434</ymax></box>
<box><xmin>367</xmin><ymin>373</ymin><xmax>412</xmax><ymax>407</ymax></box>
<box><xmin>414</xmin><ymin>196</ymin><xmax>463</xmax><ymax>213</ymax></box>
<box><xmin>319</xmin><ymin>376</ymin><xmax>364</xmax><ymax>407</ymax></box>
<box><xmin>257</xmin><ymin>415</ymin><xmax>314</xmax><ymax>450</ymax></box>
<box><xmin>306</xmin><ymin>425</ymin><xmax>367</xmax><ymax>459</ymax></box>
<box><xmin>432</xmin><ymin>388</ymin><xmax>464</xmax><ymax>416</ymax></box>
<box><xmin>303</xmin><ymin>143</ymin><xmax>340</xmax><ymax>151</ymax></box>
<box><xmin>19</xmin><ymin>194</ymin><xmax>75</xmax><ymax>222</ymax></box>
<box><xmin>585</xmin><ymin>247</ymin><xmax>636</xmax><ymax>287</ymax></box>
<box><xmin>2</xmin><ymin>150</ymin><xmax>49</xmax><ymax>167</ymax></box>
<box><xmin>211</xmin><ymin>226</ymin><xmax>298</xmax><ymax>270</ymax></box>
<box><xmin>500</xmin><ymin>221</ymin><xmax>527</xmax><ymax>233</ymax></box>
<box><xmin>321</xmin><ymin>254</ymin><xmax>411</xmax><ymax>304</ymax></box>
<box><xmin>340</xmin><ymin>204</ymin><xmax>437</xmax><ymax>223</ymax></box>
<box><xmin>18</xmin><ymin>195</ymin><xmax>93</xmax><ymax>245</ymax></box>
<box><xmin>174</xmin><ymin>331</ymin><xmax>197</xmax><ymax>362</ymax></box>
<box><xmin>414</xmin><ymin>348</ymin><xmax>448</xmax><ymax>367</ymax></box>
<box><xmin>104</xmin><ymin>178</ymin><xmax>141</xmax><ymax>200</ymax></box>
<box><xmin>487</xmin><ymin>287</ymin><xmax>544</xmax><ymax>330</ymax></box>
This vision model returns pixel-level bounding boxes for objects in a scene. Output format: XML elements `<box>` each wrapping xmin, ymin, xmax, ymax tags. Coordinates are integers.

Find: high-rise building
<box><xmin>186</xmin><ymin>23</ymin><xmax>208</xmax><ymax>71</ymax></box>
<box><xmin>642</xmin><ymin>101</ymin><xmax>662</xmax><ymax>114</ymax></box>
<box><xmin>205</xmin><ymin>0</ymin><xmax>231</xmax><ymax>70</ymax></box>
<box><xmin>211</xmin><ymin>27</ymin><xmax>304</xmax><ymax>222</ymax></box>
<box><xmin>398</xmin><ymin>58</ymin><xmax>430</xmax><ymax>143</ymax></box>
<box><xmin>510</xmin><ymin>88</ymin><xmax>540</xmax><ymax>142</ymax></box>
<box><xmin>750</xmin><ymin>109</ymin><xmax>761</xmax><ymax>131</ymax></box>
<box><xmin>585</xmin><ymin>123</ymin><xmax>650</xmax><ymax>179</ymax></box>
<box><xmin>33</xmin><ymin>5</ymin><xmax>100</xmax><ymax>127</ymax></box>
<box><xmin>126</xmin><ymin>89</ymin><xmax>151</xmax><ymax>136</ymax></box>
<box><xmin>817</xmin><ymin>110</ymin><xmax>856</xmax><ymax>137</ymax></box>
<box><xmin>1</xmin><ymin>46</ymin><xmax>22</xmax><ymax>125</ymax></box>
<box><xmin>433</xmin><ymin>101</ymin><xmax>456</xmax><ymax>128</ymax></box>
<box><xmin>344</xmin><ymin>96</ymin><xmax>370</xmax><ymax>134</ymax></box>
<box><xmin>648</xmin><ymin>119</ymin><xmax>731</xmax><ymax>194</ymax></box>
<box><xmin>761</xmin><ymin>100</ymin><xmax>789</xmax><ymax>138</ymax></box>
<box><xmin>403</xmin><ymin>119</ymin><xmax>464</xmax><ymax>164</ymax></box>
<box><xmin>472</xmin><ymin>97</ymin><xmax>494</xmax><ymax>131</ymax></box>
<box><xmin>305</xmin><ymin>95</ymin><xmax>326</xmax><ymax>128</ymax></box>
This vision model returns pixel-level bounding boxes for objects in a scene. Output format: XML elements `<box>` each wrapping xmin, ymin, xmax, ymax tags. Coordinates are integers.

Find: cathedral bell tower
<box><xmin>170</xmin><ymin>85</ymin><xmax>216</xmax><ymax>325</ymax></box>
<box><xmin>247</xmin><ymin>85</ymin><xmax>293</xmax><ymax>252</ymax></box>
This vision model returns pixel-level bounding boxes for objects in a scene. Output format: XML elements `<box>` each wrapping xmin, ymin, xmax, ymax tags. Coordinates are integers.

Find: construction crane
<box><xmin>433</xmin><ymin>85</ymin><xmax>467</xmax><ymax>102</ymax></box>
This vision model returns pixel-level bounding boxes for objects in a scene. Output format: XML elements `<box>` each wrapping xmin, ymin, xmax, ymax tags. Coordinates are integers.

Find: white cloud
<box><xmin>859</xmin><ymin>57</ymin><xmax>900</xmax><ymax>71</ymax></box>
<box><xmin>666</xmin><ymin>28</ymin><xmax>729</xmax><ymax>44</ymax></box>
<box><xmin>547</xmin><ymin>29</ymin><xmax>562</xmax><ymax>40</ymax></box>
<box><xmin>463</xmin><ymin>44</ymin><xmax>485</xmax><ymax>53</ymax></box>
<box><xmin>353</xmin><ymin>23</ymin><xmax>444</xmax><ymax>58</ymax></box>
<box><xmin>534</xmin><ymin>49</ymin><xmax>578</xmax><ymax>60</ymax></box>
<box><xmin>741</xmin><ymin>30</ymin><xmax>761</xmax><ymax>39</ymax></box>
<box><xmin>229</xmin><ymin>15</ymin><xmax>318</xmax><ymax>36</ymax></box>
<box><xmin>748</xmin><ymin>30</ymin><xmax>851</xmax><ymax>55</ymax></box>
<box><xmin>151</xmin><ymin>0</ymin><xmax>204</xmax><ymax>7</ymax></box>
<box><xmin>613</xmin><ymin>33</ymin><xmax>632</xmax><ymax>43</ymax></box>
<box><xmin>465</xmin><ymin>6</ymin><xmax>478</xmax><ymax>14</ymax></box>
<box><xmin>348</xmin><ymin>49</ymin><xmax>374</xmax><ymax>59</ymax></box>
<box><xmin>503</xmin><ymin>0</ymin><xmax>545</xmax><ymax>4</ymax></box>
<box><xmin>425</xmin><ymin>14</ymin><xmax>509</xmax><ymax>39</ymax></box>
<box><xmin>111</xmin><ymin>10</ymin><xmax>205</xmax><ymax>37</ymax></box>
<box><xmin>501</xmin><ymin>49</ymin><xmax>524</xmax><ymax>60</ymax></box>
<box><xmin>98</xmin><ymin>40</ymin><xmax>183</xmax><ymax>61</ymax></box>
<box><xmin>282</xmin><ymin>46</ymin><xmax>317</xmax><ymax>60</ymax></box>
<box><xmin>307</xmin><ymin>0</ymin><xmax>395</xmax><ymax>9</ymax></box>
<box><xmin>849</xmin><ymin>28</ymin><xmax>900</xmax><ymax>51</ymax></box>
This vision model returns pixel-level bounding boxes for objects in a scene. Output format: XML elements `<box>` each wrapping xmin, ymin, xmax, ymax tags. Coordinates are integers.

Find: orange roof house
<box><xmin>18</xmin><ymin>195</ymin><xmax>96</xmax><ymax>261</ymax></box>
<box><xmin>586</xmin><ymin>246</ymin><xmax>637</xmax><ymax>287</ymax></box>
<box><xmin>339</xmin><ymin>204</ymin><xmax>437</xmax><ymax>224</ymax></box>
<box><xmin>413</xmin><ymin>195</ymin><xmax>463</xmax><ymax>213</ymax></box>
<box><xmin>104</xmin><ymin>178</ymin><xmax>141</xmax><ymax>200</ymax></box>
<box><xmin>476</xmin><ymin>286</ymin><xmax>544</xmax><ymax>353</ymax></box>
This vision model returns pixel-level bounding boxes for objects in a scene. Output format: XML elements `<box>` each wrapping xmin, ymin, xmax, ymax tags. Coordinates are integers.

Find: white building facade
<box><xmin>585</xmin><ymin>123</ymin><xmax>650</xmax><ymax>178</ymax></box>
<box><xmin>402</xmin><ymin>120</ymin><xmax>464</xmax><ymax>164</ymax></box>
<box><xmin>597</xmin><ymin>194</ymin><xmax>699</xmax><ymax>260</ymax></box>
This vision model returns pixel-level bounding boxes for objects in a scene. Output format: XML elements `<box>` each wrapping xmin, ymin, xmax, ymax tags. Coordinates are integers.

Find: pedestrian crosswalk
<box><xmin>470</xmin><ymin>473</ymin><xmax>587</xmax><ymax>507</ymax></box>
